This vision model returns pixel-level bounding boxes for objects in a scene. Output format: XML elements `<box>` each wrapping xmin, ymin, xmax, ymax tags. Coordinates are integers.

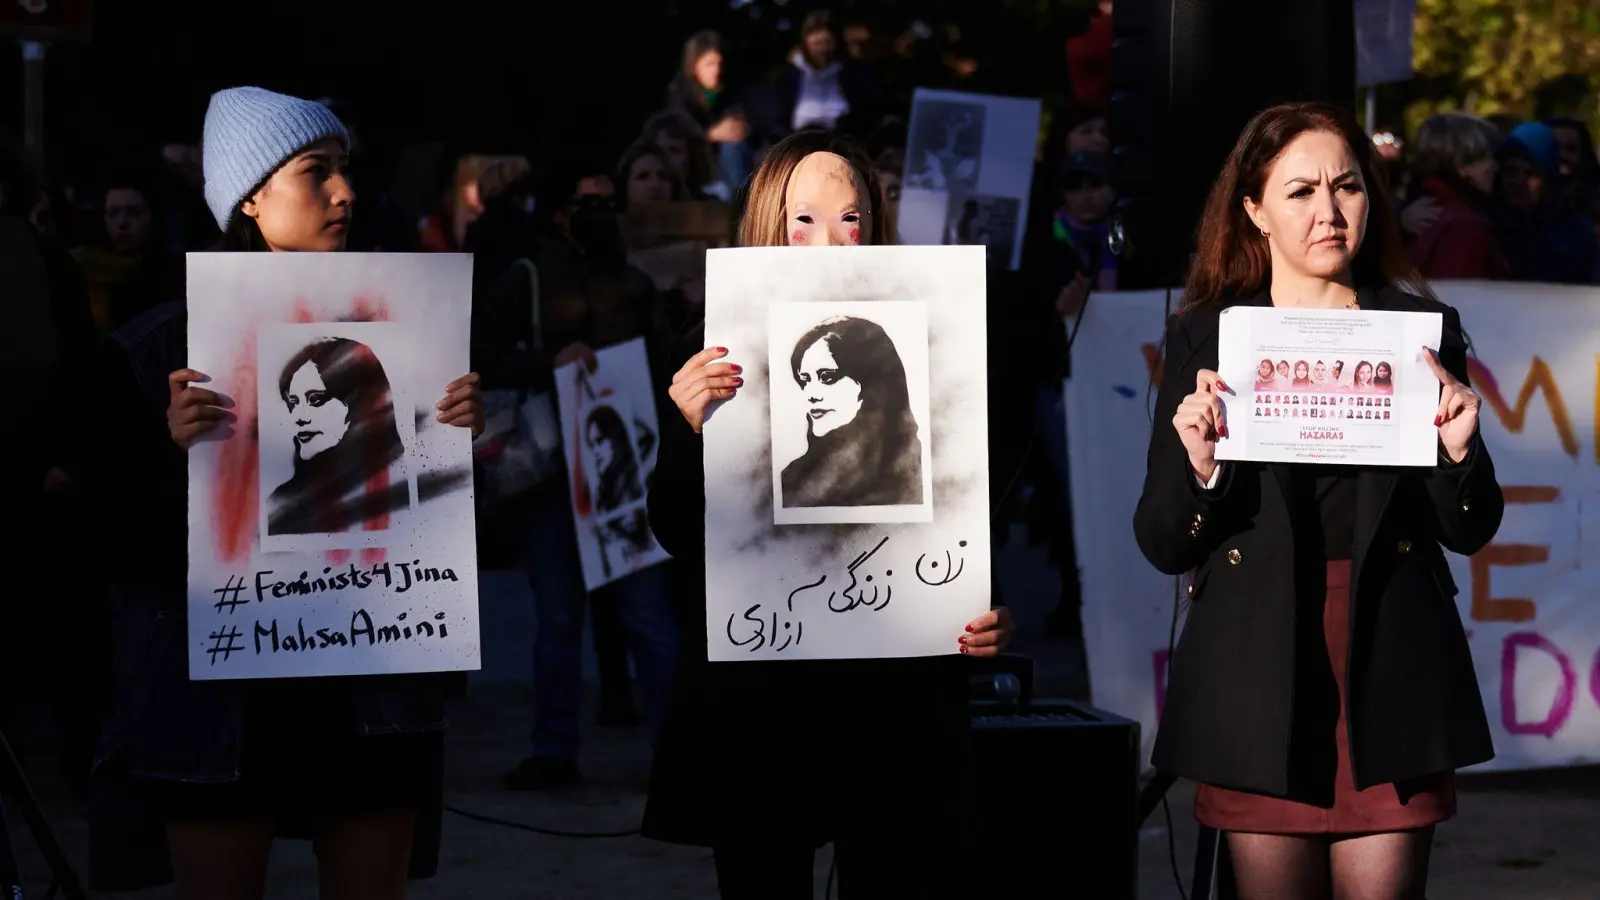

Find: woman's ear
<box><xmin>241</xmin><ymin>193</ymin><xmax>261</xmax><ymax>221</ymax></box>
<box><xmin>1242</xmin><ymin>196</ymin><xmax>1266</xmax><ymax>234</ymax></box>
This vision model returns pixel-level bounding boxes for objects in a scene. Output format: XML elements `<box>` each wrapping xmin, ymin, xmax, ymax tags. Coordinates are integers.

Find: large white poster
<box><xmin>898</xmin><ymin>89</ymin><xmax>1041</xmax><ymax>271</ymax></box>
<box><xmin>703</xmin><ymin>245</ymin><xmax>991</xmax><ymax>661</ymax></box>
<box><xmin>1069</xmin><ymin>283</ymin><xmax>1600</xmax><ymax>772</ymax></box>
<box><xmin>187</xmin><ymin>253</ymin><xmax>481</xmax><ymax>680</ymax></box>
<box><xmin>554</xmin><ymin>337</ymin><xmax>670</xmax><ymax>590</ymax></box>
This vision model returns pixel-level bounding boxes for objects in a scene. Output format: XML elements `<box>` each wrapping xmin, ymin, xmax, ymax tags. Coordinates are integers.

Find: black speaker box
<box><xmin>1110</xmin><ymin>0</ymin><xmax>1357</xmax><ymax>287</ymax></box>
<box><xmin>964</xmin><ymin>698</ymin><xmax>1142</xmax><ymax>898</ymax></box>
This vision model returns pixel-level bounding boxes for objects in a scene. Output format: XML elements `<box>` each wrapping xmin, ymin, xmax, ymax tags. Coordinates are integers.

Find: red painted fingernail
<box><xmin>1217</xmin><ymin>380</ymin><xmax>1229</xmax><ymax>392</ymax></box>
<box><xmin>732</xmin><ymin>377</ymin><xmax>743</xmax><ymax>385</ymax></box>
<box><xmin>730</xmin><ymin>364</ymin><xmax>743</xmax><ymax>373</ymax></box>
<box><xmin>960</xmin><ymin>646</ymin><xmax>969</xmax><ymax>654</ymax></box>
<box><xmin>965</xmin><ymin>624</ymin><xmax>975</xmax><ymax>633</ymax></box>
<box><xmin>717</xmin><ymin>347</ymin><xmax>728</xmax><ymax>353</ymax></box>
<box><xmin>1434</xmin><ymin>415</ymin><xmax>1443</xmax><ymax>426</ymax></box>
<box><xmin>1219</xmin><ymin>425</ymin><xmax>1229</xmax><ymax>439</ymax></box>
<box><xmin>958</xmin><ymin>636</ymin><xmax>968</xmax><ymax>645</ymax></box>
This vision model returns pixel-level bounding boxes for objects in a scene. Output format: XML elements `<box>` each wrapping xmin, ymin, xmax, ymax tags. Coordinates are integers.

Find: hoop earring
<box><xmin>1260</xmin><ymin>228</ymin><xmax>1270</xmax><ymax>238</ymax></box>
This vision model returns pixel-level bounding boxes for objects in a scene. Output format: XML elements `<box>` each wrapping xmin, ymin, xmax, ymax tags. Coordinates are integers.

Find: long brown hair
<box><xmin>1182</xmin><ymin>102</ymin><xmax>1427</xmax><ymax>311</ymax></box>
<box><xmin>736</xmin><ymin>130</ymin><xmax>890</xmax><ymax>248</ymax></box>
<box><xmin>681</xmin><ymin>30</ymin><xmax>722</xmax><ymax>96</ymax></box>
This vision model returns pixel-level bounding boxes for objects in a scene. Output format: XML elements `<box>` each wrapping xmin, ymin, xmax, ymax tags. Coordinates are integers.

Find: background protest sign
<box><xmin>897</xmin><ymin>88</ymin><xmax>1041</xmax><ymax>271</ymax></box>
<box><xmin>554</xmin><ymin>337</ymin><xmax>671</xmax><ymax>591</ymax></box>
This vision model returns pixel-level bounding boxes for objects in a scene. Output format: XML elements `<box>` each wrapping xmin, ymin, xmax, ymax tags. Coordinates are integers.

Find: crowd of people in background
<box><xmin>1</xmin><ymin>2</ymin><xmax>1598</xmax><ymax>888</ymax></box>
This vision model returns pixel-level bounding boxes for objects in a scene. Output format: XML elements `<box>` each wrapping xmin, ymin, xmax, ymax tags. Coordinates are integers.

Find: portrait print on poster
<box><xmin>579</xmin><ymin>395</ymin><xmax>658</xmax><ymax>580</ymax></box>
<box><xmin>768</xmin><ymin>300</ymin><xmax>934</xmax><ymax>525</ymax></box>
<box><xmin>904</xmin><ymin>101</ymin><xmax>985</xmax><ymax>192</ymax></box>
<box><xmin>257</xmin><ymin>322</ymin><xmax>420</xmax><ymax>553</ymax></box>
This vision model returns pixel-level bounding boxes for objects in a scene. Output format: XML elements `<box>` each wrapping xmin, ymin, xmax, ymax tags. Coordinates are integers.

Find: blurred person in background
<box><xmin>1546</xmin><ymin>116</ymin><xmax>1600</xmax><ymax>239</ymax></box>
<box><xmin>1400</xmin><ymin>113</ymin><xmax>1511</xmax><ymax>280</ymax></box>
<box><xmin>774</xmin><ymin>9</ymin><xmax>879</xmax><ymax>138</ymax></box>
<box><xmin>486</xmin><ymin>163</ymin><xmax>680</xmax><ymax>791</ymax></box>
<box><xmin>72</xmin><ymin>168</ymin><xmax>184</xmax><ymax>334</ymax></box>
<box><xmin>664</xmin><ymin>30</ymin><xmax>754</xmax><ymax>199</ymax></box>
<box><xmin>420</xmin><ymin>152</ymin><xmax>491</xmax><ymax>252</ymax></box>
<box><xmin>158</xmin><ymin>138</ymin><xmax>219</xmax><ymax>251</ymax></box>
<box><xmin>1021</xmin><ymin>148</ymin><xmax>1118</xmax><ymax>639</ymax></box>
<box><xmin>1066</xmin><ymin>0</ymin><xmax>1113</xmax><ymax>105</ymax></box>
<box><xmin>1028</xmin><ymin>102</ymin><xmax>1109</xmax><ymax>280</ymax></box>
<box><xmin>1494</xmin><ymin>121</ymin><xmax>1599</xmax><ymax>283</ymax></box>
<box><xmin>641</xmin><ymin>111</ymin><xmax>716</xmax><ymax>200</ymax></box>
<box><xmin>616</xmin><ymin>142</ymin><xmax>689</xmax><ymax>209</ymax></box>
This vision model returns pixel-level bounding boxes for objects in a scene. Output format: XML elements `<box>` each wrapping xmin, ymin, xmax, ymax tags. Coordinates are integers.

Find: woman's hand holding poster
<box><xmin>187</xmin><ymin>253</ymin><xmax>480</xmax><ymax>680</ymax></box>
<box><xmin>702</xmin><ymin>245</ymin><xmax>990</xmax><ymax>661</ymax></box>
<box><xmin>1215</xmin><ymin>306</ymin><xmax>1444</xmax><ymax>466</ymax></box>
<box><xmin>554</xmin><ymin>337</ymin><xmax>670</xmax><ymax>590</ymax></box>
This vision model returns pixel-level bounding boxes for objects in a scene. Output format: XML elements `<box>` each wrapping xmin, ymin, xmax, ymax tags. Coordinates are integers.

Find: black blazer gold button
<box><xmin>1227</xmin><ymin>549</ymin><xmax>1242</xmax><ymax>565</ymax></box>
<box><xmin>1397</xmin><ymin>539</ymin><xmax>1413</xmax><ymax>554</ymax></box>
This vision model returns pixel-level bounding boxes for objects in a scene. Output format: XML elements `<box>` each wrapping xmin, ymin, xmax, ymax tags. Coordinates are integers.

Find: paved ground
<box><xmin>6</xmin><ymin>528</ymin><xmax>1598</xmax><ymax>898</ymax></box>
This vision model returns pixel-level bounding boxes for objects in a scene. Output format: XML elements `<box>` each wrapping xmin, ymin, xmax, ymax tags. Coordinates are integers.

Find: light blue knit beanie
<box><xmin>202</xmin><ymin>86</ymin><xmax>349</xmax><ymax>231</ymax></box>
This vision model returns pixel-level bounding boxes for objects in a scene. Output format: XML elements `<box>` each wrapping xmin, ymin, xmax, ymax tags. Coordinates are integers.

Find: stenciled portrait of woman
<box><xmin>262</xmin><ymin>331</ymin><xmax>412</xmax><ymax>542</ymax></box>
<box><xmin>584</xmin><ymin>403</ymin><xmax>646</xmax><ymax>516</ymax></box>
<box><xmin>768</xmin><ymin>301</ymin><xmax>935</xmax><ymax>525</ymax></box>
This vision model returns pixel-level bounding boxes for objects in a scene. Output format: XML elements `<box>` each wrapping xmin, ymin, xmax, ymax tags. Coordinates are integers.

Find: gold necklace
<box><xmin>1346</xmin><ymin>288</ymin><xmax>1360</xmax><ymax>309</ymax></box>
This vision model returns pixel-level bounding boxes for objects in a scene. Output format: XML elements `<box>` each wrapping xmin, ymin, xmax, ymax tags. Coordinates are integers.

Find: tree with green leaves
<box><xmin>1406</xmin><ymin>0</ymin><xmax>1600</xmax><ymax>135</ymax></box>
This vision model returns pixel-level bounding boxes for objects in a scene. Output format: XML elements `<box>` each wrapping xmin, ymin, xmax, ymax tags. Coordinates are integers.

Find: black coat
<box><xmin>641</xmin><ymin>323</ymin><xmax>970</xmax><ymax>852</ymax></box>
<box><xmin>1133</xmin><ymin>285</ymin><xmax>1503</xmax><ymax>797</ymax></box>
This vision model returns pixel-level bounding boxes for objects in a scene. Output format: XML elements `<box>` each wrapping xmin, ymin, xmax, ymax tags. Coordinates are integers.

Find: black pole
<box><xmin>0</xmin><ymin>727</ymin><xmax>89</xmax><ymax>900</ymax></box>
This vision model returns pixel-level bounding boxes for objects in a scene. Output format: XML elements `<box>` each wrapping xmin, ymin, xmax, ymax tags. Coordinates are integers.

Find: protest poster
<box><xmin>1215</xmin><ymin>306</ymin><xmax>1443</xmax><ymax>466</ymax></box>
<box><xmin>897</xmin><ymin>88</ymin><xmax>1041</xmax><ymax>271</ymax></box>
<box><xmin>186</xmin><ymin>252</ymin><xmax>480</xmax><ymax>680</ymax></box>
<box><xmin>554</xmin><ymin>337</ymin><xmax>670</xmax><ymax>590</ymax></box>
<box><xmin>702</xmin><ymin>245</ymin><xmax>990</xmax><ymax>661</ymax></box>
<box><xmin>1068</xmin><ymin>283</ymin><xmax>1600</xmax><ymax>773</ymax></box>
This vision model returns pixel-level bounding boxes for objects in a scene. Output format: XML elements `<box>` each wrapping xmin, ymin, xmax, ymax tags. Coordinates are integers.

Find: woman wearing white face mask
<box><xmin>643</xmin><ymin>130</ymin><xmax>1013</xmax><ymax>899</ymax></box>
<box><xmin>91</xmin><ymin>87</ymin><xmax>482</xmax><ymax>900</ymax></box>
<box><xmin>1134</xmin><ymin>102</ymin><xmax>1503</xmax><ymax>900</ymax></box>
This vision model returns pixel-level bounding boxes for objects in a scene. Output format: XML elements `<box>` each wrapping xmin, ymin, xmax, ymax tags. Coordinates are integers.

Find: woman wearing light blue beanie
<box><xmin>91</xmin><ymin>86</ymin><xmax>482</xmax><ymax>900</ymax></box>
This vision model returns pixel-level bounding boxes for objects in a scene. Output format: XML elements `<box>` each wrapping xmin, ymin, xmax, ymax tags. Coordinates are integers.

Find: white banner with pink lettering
<box><xmin>1068</xmin><ymin>282</ymin><xmax>1600</xmax><ymax>773</ymax></box>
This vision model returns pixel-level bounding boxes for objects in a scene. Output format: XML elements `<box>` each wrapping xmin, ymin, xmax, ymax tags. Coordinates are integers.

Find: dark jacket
<box><xmin>87</xmin><ymin>300</ymin><xmax>450</xmax><ymax>889</ymax></box>
<box><xmin>641</xmin><ymin>323</ymin><xmax>970</xmax><ymax>852</ymax></box>
<box><xmin>1132</xmin><ymin>285</ymin><xmax>1502</xmax><ymax>796</ymax></box>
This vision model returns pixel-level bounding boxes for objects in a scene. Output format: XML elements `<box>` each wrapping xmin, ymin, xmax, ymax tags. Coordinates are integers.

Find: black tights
<box><xmin>714</xmin><ymin>841</ymin><xmax>955</xmax><ymax>900</ymax></box>
<box><xmin>1228</xmin><ymin>828</ymin><xmax>1435</xmax><ymax>900</ymax></box>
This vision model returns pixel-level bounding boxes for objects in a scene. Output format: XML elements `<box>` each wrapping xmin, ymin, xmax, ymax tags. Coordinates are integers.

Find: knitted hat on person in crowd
<box><xmin>201</xmin><ymin>86</ymin><xmax>349</xmax><ymax>231</ymax></box>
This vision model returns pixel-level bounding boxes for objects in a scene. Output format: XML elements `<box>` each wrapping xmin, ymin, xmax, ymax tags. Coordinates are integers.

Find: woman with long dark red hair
<box><xmin>1132</xmin><ymin>102</ymin><xmax>1504</xmax><ymax>898</ymax></box>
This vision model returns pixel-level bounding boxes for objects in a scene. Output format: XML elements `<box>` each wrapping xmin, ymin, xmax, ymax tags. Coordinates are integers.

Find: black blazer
<box><xmin>1133</xmin><ymin>285</ymin><xmax>1503</xmax><ymax>797</ymax></box>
